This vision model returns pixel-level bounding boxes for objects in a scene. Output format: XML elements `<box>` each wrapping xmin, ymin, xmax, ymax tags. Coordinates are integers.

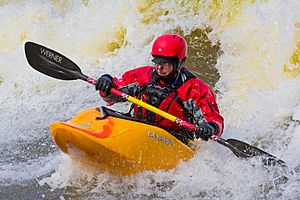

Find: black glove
<box><xmin>95</xmin><ymin>74</ymin><xmax>114</xmax><ymax>95</ymax></box>
<box><xmin>195</xmin><ymin>122</ymin><xmax>217</xmax><ymax>141</ymax></box>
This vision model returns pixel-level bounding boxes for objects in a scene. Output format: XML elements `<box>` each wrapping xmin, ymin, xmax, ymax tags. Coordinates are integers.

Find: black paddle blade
<box><xmin>227</xmin><ymin>139</ymin><xmax>274</xmax><ymax>157</ymax></box>
<box><xmin>217</xmin><ymin>137</ymin><xmax>253</xmax><ymax>158</ymax></box>
<box><xmin>227</xmin><ymin>139</ymin><xmax>286</xmax><ymax>167</ymax></box>
<box><xmin>24</xmin><ymin>42</ymin><xmax>88</xmax><ymax>81</ymax></box>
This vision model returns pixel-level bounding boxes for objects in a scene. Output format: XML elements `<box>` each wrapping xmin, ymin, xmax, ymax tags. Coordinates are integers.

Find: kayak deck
<box><xmin>50</xmin><ymin>107</ymin><xmax>195</xmax><ymax>175</ymax></box>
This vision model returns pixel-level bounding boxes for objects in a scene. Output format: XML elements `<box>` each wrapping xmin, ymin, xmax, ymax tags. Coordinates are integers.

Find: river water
<box><xmin>0</xmin><ymin>0</ymin><xmax>300</xmax><ymax>199</ymax></box>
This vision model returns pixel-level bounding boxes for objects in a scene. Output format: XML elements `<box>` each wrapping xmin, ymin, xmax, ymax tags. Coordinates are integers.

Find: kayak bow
<box><xmin>50</xmin><ymin>107</ymin><xmax>195</xmax><ymax>175</ymax></box>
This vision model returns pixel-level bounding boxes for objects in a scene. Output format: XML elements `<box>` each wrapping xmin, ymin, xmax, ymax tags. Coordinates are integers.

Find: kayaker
<box><xmin>95</xmin><ymin>34</ymin><xmax>224</xmax><ymax>144</ymax></box>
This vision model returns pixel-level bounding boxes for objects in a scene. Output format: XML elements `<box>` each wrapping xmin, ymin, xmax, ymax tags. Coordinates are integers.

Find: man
<box><xmin>95</xmin><ymin>34</ymin><xmax>224</xmax><ymax>144</ymax></box>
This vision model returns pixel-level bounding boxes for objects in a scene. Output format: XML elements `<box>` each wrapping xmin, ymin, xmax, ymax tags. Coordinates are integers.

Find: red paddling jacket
<box><xmin>101</xmin><ymin>66</ymin><xmax>224</xmax><ymax>143</ymax></box>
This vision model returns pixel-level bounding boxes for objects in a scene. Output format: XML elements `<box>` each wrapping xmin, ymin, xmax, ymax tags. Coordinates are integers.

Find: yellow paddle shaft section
<box><xmin>110</xmin><ymin>88</ymin><xmax>197</xmax><ymax>131</ymax></box>
<box><xmin>127</xmin><ymin>95</ymin><xmax>177</xmax><ymax>122</ymax></box>
<box><xmin>87</xmin><ymin>79</ymin><xmax>178</xmax><ymax>122</ymax></box>
<box><xmin>111</xmin><ymin>88</ymin><xmax>176</xmax><ymax>121</ymax></box>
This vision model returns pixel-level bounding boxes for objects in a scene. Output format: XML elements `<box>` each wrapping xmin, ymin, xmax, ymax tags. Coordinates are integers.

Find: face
<box><xmin>154</xmin><ymin>63</ymin><xmax>174</xmax><ymax>77</ymax></box>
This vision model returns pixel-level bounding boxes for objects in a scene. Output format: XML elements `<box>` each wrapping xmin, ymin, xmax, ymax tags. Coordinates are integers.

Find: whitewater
<box><xmin>0</xmin><ymin>0</ymin><xmax>299</xmax><ymax>199</ymax></box>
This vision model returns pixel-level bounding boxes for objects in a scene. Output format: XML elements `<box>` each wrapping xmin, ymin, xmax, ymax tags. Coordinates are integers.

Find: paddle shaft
<box><xmin>81</xmin><ymin>71</ymin><xmax>284</xmax><ymax>162</ymax></box>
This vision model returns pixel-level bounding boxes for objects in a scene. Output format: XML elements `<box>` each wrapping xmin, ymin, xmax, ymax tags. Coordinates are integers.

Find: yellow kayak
<box><xmin>50</xmin><ymin>107</ymin><xmax>195</xmax><ymax>175</ymax></box>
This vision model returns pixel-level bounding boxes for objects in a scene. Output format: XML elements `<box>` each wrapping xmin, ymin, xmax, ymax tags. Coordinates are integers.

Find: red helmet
<box><xmin>151</xmin><ymin>34</ymin><xmax>187</xmax><ymax>62</ymax></box>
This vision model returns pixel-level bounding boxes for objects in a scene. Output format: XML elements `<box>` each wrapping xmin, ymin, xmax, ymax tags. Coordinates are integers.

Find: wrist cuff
<box><xmin>208</xmin><ymin>122</ymin><xmax>218</xmax><ymax>134</ymax></box>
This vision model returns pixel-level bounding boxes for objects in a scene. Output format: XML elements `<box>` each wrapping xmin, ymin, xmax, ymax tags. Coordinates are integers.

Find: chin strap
<box><xmin>177</xmin><ymin>58</ymin><xmax>186</xmax><ymax>71</ymax></box>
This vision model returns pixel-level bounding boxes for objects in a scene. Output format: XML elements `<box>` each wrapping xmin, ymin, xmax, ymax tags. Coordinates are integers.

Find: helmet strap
<box><xmin>177</xmin><ymin>58</ymin><xmax>186</xmax><ymax>71</ymax></box>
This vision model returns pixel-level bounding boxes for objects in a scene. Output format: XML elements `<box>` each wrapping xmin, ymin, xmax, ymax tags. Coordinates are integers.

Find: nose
<box><xmin>156</xmin><ymin>64</ymin><xmax>163</xmax><ymax>69</ymax></box>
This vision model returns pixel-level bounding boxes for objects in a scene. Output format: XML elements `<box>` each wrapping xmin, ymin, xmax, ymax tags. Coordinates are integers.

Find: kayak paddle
<box><xmin>24</xmin><ymin>41</ymin><xmax>286</xmax><ymax>166</ymax></box>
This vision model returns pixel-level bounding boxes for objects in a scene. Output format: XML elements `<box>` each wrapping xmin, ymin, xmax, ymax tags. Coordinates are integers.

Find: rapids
<box><xmin>0</xmin><ymin>0</ymin><xmax>299</xmax><ymax>199</ymax></box>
